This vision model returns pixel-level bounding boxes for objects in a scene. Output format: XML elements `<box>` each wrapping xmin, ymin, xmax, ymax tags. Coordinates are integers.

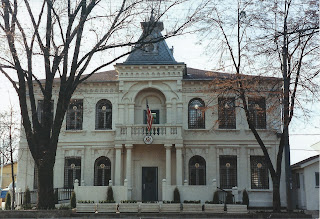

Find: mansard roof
<box><xmin>121</xmin><ymin>17</ymin><xmax>179</xmax><ymax>65</ymax></box>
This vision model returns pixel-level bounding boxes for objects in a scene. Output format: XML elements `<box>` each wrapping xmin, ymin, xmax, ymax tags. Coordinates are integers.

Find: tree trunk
<box><xmin>272</xmin><ymin>177</ymin><xmax>281</xmax><ymax>212</ymax></box>
<box><xmin>37</xmin><ymin>161</ymin><xmax>55</xmax><ymax>209</ymax></box>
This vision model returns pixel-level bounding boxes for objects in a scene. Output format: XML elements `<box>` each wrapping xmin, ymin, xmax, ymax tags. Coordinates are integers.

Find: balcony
<box><xmin>115</xmin><ymin>124</ymin><xmax>182</xmax><ymax>143</ymax></box>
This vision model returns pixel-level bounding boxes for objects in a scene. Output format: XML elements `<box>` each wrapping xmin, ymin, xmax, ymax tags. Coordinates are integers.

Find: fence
<box><xmin>15</xmin><ymin>188</ymin><xmax>73</xmax><ymax>206</ymax></box>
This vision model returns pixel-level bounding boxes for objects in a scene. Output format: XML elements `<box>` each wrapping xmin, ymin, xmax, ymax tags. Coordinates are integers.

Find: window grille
<box><xmin>189</xmin><ymin>155</ymin><xmax>206</xmax><ymax>185</ymax></box>
<box><xmin>250</xmin><ymin>156</ymin><xmax>269</xmax><ymax>189</ymax></box>
<box><xmin>33</xmin><ymin>165</ymin><xmax>38</xmax><ymax>190</ymax></box>
<box><xmin>94</xmin><ymin>156</ymin><xmax>111</xmax><ymax>186</ymax></box>
<box><xmin>218</xmin><ymin>98</ymin><xmax>236</xmax><ymax>129</ymax></box>
<box><xmin>188</xmin><ymin>98</ymin><xmax>205</xmax><ymax>129</ymax></box>
<box><xmin>64</xmin><ymin>157</ymin><xmax>81</xmax><ymax>188</ymax></box>
<box><xmin>95</xmin><ymin>99</ymin><xmax>112</xmax><ymax>130</ymax></box>
<box><xmin>66</xmin><ymin>99</ymin><xmax>83</xmax><ymax>130</ymax></box>
<box><xmin>219</xmin><ymin>156</ymin><xmax>237</xmax><ymax>189</ymax></box>
<box><xmin>248</xmin><ymin>98</ymin><xmax>266</xmax><ymax>129</ymax></box>
<box><xmin>37</xmin><ymin>100</ymin><xmax>54</xmax><ymax>125</ymax></box>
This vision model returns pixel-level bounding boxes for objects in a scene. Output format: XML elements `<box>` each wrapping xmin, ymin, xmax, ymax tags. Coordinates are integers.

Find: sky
<box><xmin>0</xmin><ymin>1</ymin><xmax>319</xmax><ymax>165</ymax></box>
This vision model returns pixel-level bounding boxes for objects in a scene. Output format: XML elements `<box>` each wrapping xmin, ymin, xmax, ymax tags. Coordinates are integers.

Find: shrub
<box><xmin>225</xmin><ymin>192</ymin><xmax>233</xmax><ymax>204</ymax></box>
<box><xmin>242</xmin><ymin>189</ymin><xmax>249</xmax><ymax>207</ymax></box>
<box><xmin>70</xmin><ymin>191</ymin><xmax>76</xmax><ymax>208</ymax></box>
<box><xmin>59</xmin><ymin>204</ymin><xmax>71</xmax><ymax>210</ymax></box>
<box><xmin>173</xmin><ymin>187</ymin><xmax>180</xmax><ymax>203</ymax></box>
<box><xmin>213</xmin><ymin>190</ymin><xmax>219</xmax><ymax>204</ymax></box>
<box><xmin>5</xmin><ymin>192</ymin><xmax>11</xmax><ymax>210</ymax></box>
<box><xmin>107</xmin><ymin>186</ymin><xmax>114</xmax><ymax>202</ymax></box>
<box><xmin>23</xmin><ymin>187</ymin><xmax>32</xmax><ymax>209</ymax></box>
<box><xmin>183</xmin><ymin>200</ymin><xmax>200</xmax><ymax>204</ymax></box>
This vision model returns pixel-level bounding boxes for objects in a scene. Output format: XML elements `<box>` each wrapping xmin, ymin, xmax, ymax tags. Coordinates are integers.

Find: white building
<box><xmin>16</xmin><ymin>18</ymin><xmax>287</xmax><ymax>207</ymax></box>
<box><xmin>292</xmin><ymin>155</ymin><xmax>319</xmax><ymax>211</ymax></box>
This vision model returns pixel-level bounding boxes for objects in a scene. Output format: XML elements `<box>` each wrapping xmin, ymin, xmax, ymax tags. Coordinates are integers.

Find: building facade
<box><xmin>16</xmin><ymin>18</ymin><xmax>287</xmax><ymax>207</ymax></box>
<box><xmin>292</xmin><ymin>155</ymin><xmax>319</xmax><ymax>210</ymax></box>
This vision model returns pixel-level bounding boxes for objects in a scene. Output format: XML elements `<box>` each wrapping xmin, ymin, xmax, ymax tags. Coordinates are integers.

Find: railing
<box><xmin>116</xmin><ymin>124</ymin><xmax>182</xmax><ymax>138</ymax></box>
<box><xmin>16</xmin><ymin>188</ymin><xmax>73</xmax><ymax>205</ymax></box>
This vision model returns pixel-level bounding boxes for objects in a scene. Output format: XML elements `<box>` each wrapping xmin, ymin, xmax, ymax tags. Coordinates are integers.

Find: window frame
<box><xmin>37</xmin><ymin>100</ymin><xmax>54</xmax><ymax>125</ymax></box>
<box><xmin>94</xmin><ymin>156</ymin><xmax>111</xmax><ymax>186</ymax></box>
<box><xmin>250</xmin><ymin>156</ymin><xmax>269</xmax><ymax>189</ymax></box>
<box><xmin>248</xmin><ymin>97</ymin><xmax>266</xmax><ymax>129</ymax></box>
<box><xmin>189</xmin><ymin>155</ymin><xmax>206</xmax><ymax>185</ymax></box>
<box><xmin>66</xmin><ymin>99</ymin><xmax>83</xmax><ymax>130</ymax></box>
<box><xmin>219</xmin><ymin>155</ymin><xmax>237</xmax><ymax>189</ymax></box>
<box><xmin>218</xmin><ymin>97</ymin><xmax>236</xmax><ymax>129</ymax></box>
<box><xmin>64</xmin><ymin>157</ymin><xmax>81</xmax><ymax>189</ymax></box>
<box><xmin>188</xmin><ymin>98</ymin><xmax>205</xmax><ymax>129</ymax></box>
<box><xmin>95</xmin><ymin>99</ymin><xmax>112</xmax><ymax>130</ymax></box>
<box><xmin>315</xmin><ymin>172</ymin><xmax>319</xmax><ymax>188</ymax></box>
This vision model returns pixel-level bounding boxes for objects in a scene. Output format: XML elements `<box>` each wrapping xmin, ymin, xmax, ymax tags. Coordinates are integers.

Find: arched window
<box><xmin>189</xmin><ymin>155</ymin><xmax>206</xmax><ymax>185</ymax></box>
<box><xmin>95</xmin><ymin>99</ymin><xmax>112</xmax><ymax>130</ymax></box>
<box><xmin>188</xmin><ymin>98</ymin><xmax>205</xmax><ymax>129</ymax></box>
<box><xmin>94</xmin><ymin>156</ymin><xmax>111</xmax><ymax>186</ymax></box>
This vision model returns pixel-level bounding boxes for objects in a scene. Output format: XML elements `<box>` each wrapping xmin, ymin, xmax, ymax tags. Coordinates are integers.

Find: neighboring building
<box><xmin>292</xmin><ymin>155</ymin><xmax>319</xmax><ymax>211</ymax></box>
<box><xmin>0</xmin><ymin>161</ymin><xmax>17</xmax><ymax>189</ymax></box>
<box><xmin>16</xmin><ymin>17</ymin><xmax>286</xmax><ymax>207</ymax></box>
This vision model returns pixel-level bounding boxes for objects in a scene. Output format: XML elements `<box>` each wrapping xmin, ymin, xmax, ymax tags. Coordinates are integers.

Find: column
<box><xmin>114</xmin><ymin>145</ymin><xmax>122</xmax><ymax>185</ymax></box>
<box><xmin>176</xmin><ymin>144</ymin><xmax>183</xmax><ymax>185</ymax></box>
<box><xmin>165</xmin><ymin>144</ymin><xmax>172</xmax><ymax>185</ymax></box>
<box><xmin>126</xmin><ymin>144</ymin><xmax>133</xmax><ymax>187</ymax></box>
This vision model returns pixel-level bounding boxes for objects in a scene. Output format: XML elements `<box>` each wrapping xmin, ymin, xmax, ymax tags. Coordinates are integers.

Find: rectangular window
<box><xmin>66</xmin><ymin>99</ymin><xmax>83</xmax><ymax>130</ymax></box>
<box><xmin>37</xmin><ymin>100</ymin><xmax>54</xmax><ymax>125</ymax></box>
<box><xmin>64</xmin><ymin>157</ymin><xmax>81</xmax><ymax>189</ymax></box>
<box><xmin>144</xmin><ymin>110</ymin><xmax>159</xmax><ymax>124</ymax></box>
<box><xmin>316</xmin><ymin>172</ymin><xmax>319</xmax><ymax>187</ymax></box>
<box><xmin>33</xmin><ymin>165</ymin><xmax>38</xmax><ymax>190</ymax></box>
<box><xmin>248</xmin><ymin>97</ymin><xmax>266</xmax><ymax>129</ymax></box>
<box><xmin>218</xmin><ymin>98</ymin><xmax>236</xmax><ymax>129</ymax></box>
<box><xmin>250</xmin><ymin>156</ymin><xmax>269</xmax><ymax>189</ymax></box>
<box><xmin>296</xmin><ymin>173</ymin><xmax>300</xmax><ymax>189</ymax></box>
<box><xmin>219</xmin><ymin>156</ymin><xmax>237</xmax><ymax>189</ymax></box>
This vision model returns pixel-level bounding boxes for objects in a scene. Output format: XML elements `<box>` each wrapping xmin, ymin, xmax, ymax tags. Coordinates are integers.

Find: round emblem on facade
<box><xmin>70</xmin><ymin>163</ymin><xmax>76</xmax><ymax>169</ymax></box>
<box><xmin>143</xmin><ymin>135</ymin><xmax>153</xmax><ymax>144</ymax></box>
<box><xmin>257</xmin><ymin>163</ymin><xmax>262</xmax><ymax>168</ymax></box>
<box><xmin>100</xmin><ymin>163</ymin><xmax>105</xmax><ymax>169</ymax></box>
<box><xmin>101</xmin><ymin>106</ymin><xmax>107</xmax><ymax>111</ymax></box>
<box><xmin>226</xmin><ymin>163</ymin><xmax>231</xmax><ymax>168</ymax></box>
<box><xmin>73</xmin><ymin>106</ymin><xmax>77</xmax><ymax>110</ymax></box>
<box><xmin>195</xmin><ymin>163</ymin><xmax>200</xmax><ymax>168</ymax></box>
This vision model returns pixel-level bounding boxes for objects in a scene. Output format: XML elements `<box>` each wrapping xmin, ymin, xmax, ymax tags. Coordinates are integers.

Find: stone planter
<box><xmin>204</xmin><ymin>204</ymin><xmax>225</xmax><ymax>213</ymax></box>
<box><xmin>226</xmin><ymin>204</ymin><xmax>248</xmax><ymax>213</ymax></box>
<box><xmin>118</xmin><ymin>203</ymin><xmax>139</xmax><ymax>213</ymax></box>
<box><xmin>76</xmin><ymin>203</ymin><xmax>96</xmax><ymax>213</ymax></box>
<box><xmin>97</xmin><ymin>203</ymin><xmax>117</xmax><ymax>213</ymax></box>
<box><xmin>182</xmin><ymin>203</ymin><xmax>202</xmax><ymax>213</ymax></box>
<box><xmin>140</xmin><ymin>203</ymin><xmax>160</xmax><ymax>213</ymax></box>
<box><xmin>160</xmin><ymin>203</ymin><xmax>181</xmax><ymax>213</ymax></box>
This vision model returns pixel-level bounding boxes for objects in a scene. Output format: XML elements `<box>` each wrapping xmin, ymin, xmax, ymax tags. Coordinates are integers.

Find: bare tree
<box><xmin>0</xmin><ymin>107</ymin><xmax>20</xmax><ymax>210</ymax></box>
<box><xmin>0</xmin><ymin>0</ymin><xmax>208</xmax><ymax>209</ymax></box>
<box><xmin>200</xmin><ymin>0</ymin><xmax>319</xmax><ymax>212</ymax></box>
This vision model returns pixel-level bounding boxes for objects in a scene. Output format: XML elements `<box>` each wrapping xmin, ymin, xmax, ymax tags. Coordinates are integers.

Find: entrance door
<box><xmin>142</xmin><ymin>167</ymin><xmax>158</xmax><ymax>201</ymax></box>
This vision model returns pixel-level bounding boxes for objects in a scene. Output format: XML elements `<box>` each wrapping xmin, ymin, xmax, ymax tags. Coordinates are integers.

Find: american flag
<box><xmin>146</xmin><ymin>99</ymin><xmax>153</xmax><ymax>133</ymax></box>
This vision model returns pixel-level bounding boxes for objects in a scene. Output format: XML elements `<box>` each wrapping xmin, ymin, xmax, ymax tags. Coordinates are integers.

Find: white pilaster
<box><xmin>128</xmin><ymin>104</ymin><xmax>135</xmax><ymax>124</ymax></box>
<box><xmin>126</xmin><ymin>144</ymin><xmax>133</xmax><ymax>187</ymax></box>
<box><xmin>176</xmin><ymin>144</ymin><xmax>183</xmax><ymax>185</ymax></box>
<box><xmin>165</xmin><ymin>144</ymin><xmax>172</xmax><ymax>185</ymax></box>
<box><xmin>166</xmin><ymin>103</ymin><xmax>172</xmax><ymax>124</ymax></box>
<box><xmin>115</xmin><ymin>145</ymin><xmax>122</xmax><ymax>185</ymax></box>
<box><xmin>177</xmin><ymin>103</ymin><xmax>183</xmax><ymax>124</ymax></box>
